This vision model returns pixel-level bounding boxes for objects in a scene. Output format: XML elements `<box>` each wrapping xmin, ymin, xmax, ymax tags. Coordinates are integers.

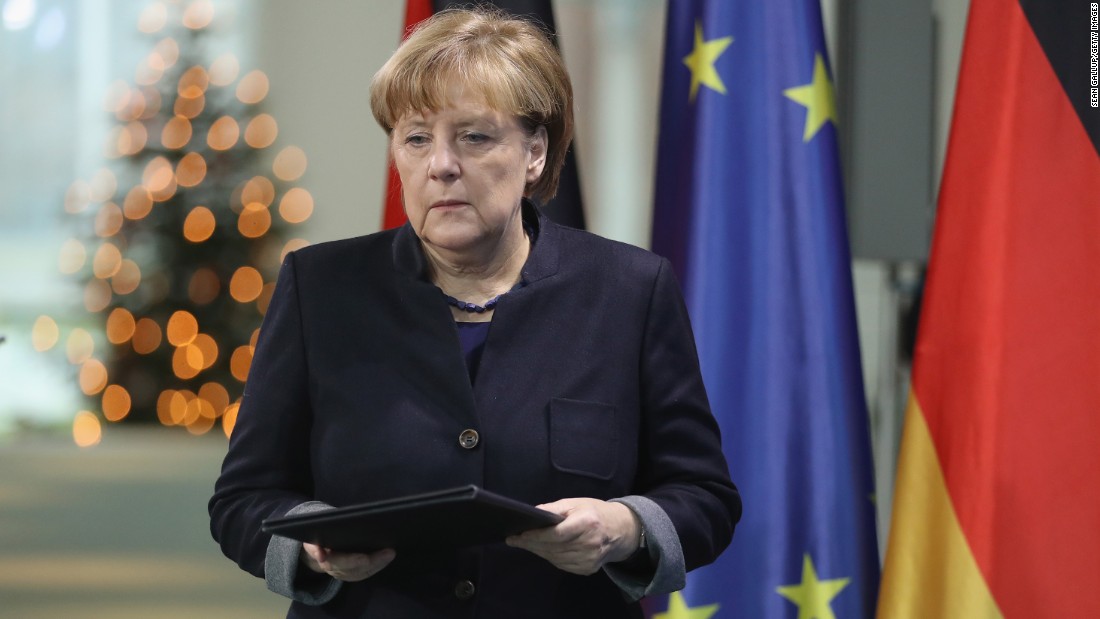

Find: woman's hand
<box><xmin>301</xmin><ymin>543</ymin><xmax>396</xmax><ymax>582</ymax></box>
<box><xmin>505</xmin><ymin>498</ymin><xmax>641</xmax><ymax>575</ymax></box>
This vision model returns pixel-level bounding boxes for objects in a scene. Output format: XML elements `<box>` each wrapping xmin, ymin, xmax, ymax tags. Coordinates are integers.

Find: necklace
<box><xmin>443</xmin><ymin>282</ymin><xmax>525</xmax><ymax>313</ymax></box>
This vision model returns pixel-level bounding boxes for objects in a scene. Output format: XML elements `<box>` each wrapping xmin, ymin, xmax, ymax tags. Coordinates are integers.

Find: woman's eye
<box><xmin>462</xmin><ymin>132</ymin><xmax>489</xmax><ymax>144</ymax></box>
<box><xmin>405</xmin><ymin>134</ymin><xmax>429</xmax><ymax>146</ymax></box>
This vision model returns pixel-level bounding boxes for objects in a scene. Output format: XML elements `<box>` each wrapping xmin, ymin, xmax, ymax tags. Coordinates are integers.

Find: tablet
<box><xmin>261</xmin><ymin>485</ymin><xmax>563</xmax><ymax>553</ymax></box>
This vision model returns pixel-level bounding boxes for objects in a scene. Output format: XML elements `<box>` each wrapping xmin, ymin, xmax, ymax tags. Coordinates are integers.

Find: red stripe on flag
<box><xmin>381</xmin><ymin>0</ymin><xmax>435</xmax><ymax>230</ymax></box>
<box><xmin>913</xmin><ymin>0</ymin><xmax>1100</xmax><ymax>615</ymax></box>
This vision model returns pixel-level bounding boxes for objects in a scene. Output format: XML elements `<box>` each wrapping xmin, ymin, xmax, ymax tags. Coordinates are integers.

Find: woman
<box><xmin>210</xmin><ymin>8</ymin><xmax>740</xmax><ymax>618</ymax></box>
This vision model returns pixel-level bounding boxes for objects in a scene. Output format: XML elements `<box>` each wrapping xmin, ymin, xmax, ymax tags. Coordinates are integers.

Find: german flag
<box><xmin>381</xmin><ymin>0</ymin><xmax>586</xmax><ymax>231</ymax></box>
<box><xmin>878</xmin><ymin>0</ymin><xmax>1100</xmax><ymax>617</ymax></box>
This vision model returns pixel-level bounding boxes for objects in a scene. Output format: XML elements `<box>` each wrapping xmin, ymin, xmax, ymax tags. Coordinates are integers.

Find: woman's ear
<box><xmin>526</xmin><ymin>125</ymin><xmax>548</xmax><ymax>184</ymax></box>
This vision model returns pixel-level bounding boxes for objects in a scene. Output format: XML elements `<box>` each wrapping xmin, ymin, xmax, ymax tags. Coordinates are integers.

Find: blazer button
<box><xmin>454</xmin><ymin>579</ymin><xmax>476</xmax><ymax>600</ymax></box>
<box><xmin>458</xmin><ymin>429</ymin><xmax>479</xmax><ymax>449</ymax></box>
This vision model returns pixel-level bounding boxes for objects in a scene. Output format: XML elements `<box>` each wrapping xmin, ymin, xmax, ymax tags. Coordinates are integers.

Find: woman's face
<box><xmin>391</xmin><ymin>83</ymin><xmax>546</xmax><ymax>257</ymax></box>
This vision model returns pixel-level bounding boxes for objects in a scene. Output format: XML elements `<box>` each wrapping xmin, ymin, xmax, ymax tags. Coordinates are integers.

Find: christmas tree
<box><xmin>35</xmin><ymin>0</ymin><xmax>312</xmax><ymax>443</ymax></box>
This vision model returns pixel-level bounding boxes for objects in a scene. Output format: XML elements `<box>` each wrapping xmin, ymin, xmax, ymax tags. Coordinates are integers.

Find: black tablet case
<box><xmin>261</xmin><ymin>485</ymin><xmax>563</xmax><ymax>553</ymax></box>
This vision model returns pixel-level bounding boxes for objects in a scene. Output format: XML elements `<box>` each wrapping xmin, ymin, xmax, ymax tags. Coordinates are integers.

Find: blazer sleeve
<box><xmin>635</xmin><ymin>257</ymin><xmax>742</xmax><ymax>571</ymax></box>
<box><xmin>209</xmin><ymin>253</ymin><xmax>316</xmax><ymax>578</ymax></box>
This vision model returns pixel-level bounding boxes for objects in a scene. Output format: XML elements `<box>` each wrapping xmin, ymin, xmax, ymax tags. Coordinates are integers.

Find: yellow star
<box><xmin>775</xmin><ymin>554</ymin><xmax>851</xmax><ymax>619</ymax></box>
<box><xmin>783</xmin><ymin>53</ymin><xmax>838</xmax><ymax>142</ymax></box>
<box><xmin>654</xmin><ymin>591</ymin><xmax>720</xmax><ymax>619</ymax></box>
<box><xmin>682</xmin><ymin>21</ymin><xmax>734</xmax><ymax>102</ymax></box>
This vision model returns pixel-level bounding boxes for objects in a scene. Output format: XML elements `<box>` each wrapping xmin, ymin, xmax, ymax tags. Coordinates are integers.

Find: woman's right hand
<box><xmin>301</xmin><ymin>543</ymin><xmax>396</xmax><ymax>582</ymax></box>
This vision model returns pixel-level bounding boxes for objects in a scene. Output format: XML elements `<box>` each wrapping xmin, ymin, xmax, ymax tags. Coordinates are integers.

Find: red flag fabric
<box><xmin>878</xmin><ymin>0</ymin><xmax>1100</xmax><ymax>617</ymax></box>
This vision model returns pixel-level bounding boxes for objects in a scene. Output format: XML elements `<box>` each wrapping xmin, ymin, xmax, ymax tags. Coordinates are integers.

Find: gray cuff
<box><xmin>264</xmin><ymin>501</ymin><xmax>343</xmax><ymax>605</ymax></box>
<box><xmin>605</xmin><ymin>495</ymin><xmax>686</xmax><ymax>601</ymax></box>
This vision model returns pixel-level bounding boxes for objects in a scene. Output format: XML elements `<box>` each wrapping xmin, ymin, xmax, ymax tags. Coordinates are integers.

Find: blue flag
<box><xmin>649</xmin><ymin>1</ymin><xmax>880</xmax><ymax>618</ymax></box>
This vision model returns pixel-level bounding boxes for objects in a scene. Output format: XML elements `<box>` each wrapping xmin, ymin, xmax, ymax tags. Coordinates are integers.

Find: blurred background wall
<box><xmin>0</xmin><ymin>1</ymin><xmax>973</xmax><ymax>607</ymax></box>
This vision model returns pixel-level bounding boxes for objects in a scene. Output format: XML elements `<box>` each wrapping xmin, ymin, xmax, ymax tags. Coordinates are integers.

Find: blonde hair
<box><xmin>369</xmin><ymin>7</ymin><xmax>574</xmax><ymax>204</ymax></box>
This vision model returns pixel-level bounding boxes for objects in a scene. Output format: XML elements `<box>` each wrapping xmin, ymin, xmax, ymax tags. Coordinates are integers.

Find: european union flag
<box><xmin>650</xmin><ymin>1</ymin><xmax>880</xmax><ymax>618</ymax></box>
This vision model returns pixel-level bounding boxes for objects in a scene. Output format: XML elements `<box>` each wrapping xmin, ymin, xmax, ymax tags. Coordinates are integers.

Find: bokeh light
<box><xmin>237</xmin><ymin>207</ymin><xmax>271</xmax><ymax>238</ymax></box>
<box><xmin>207</xmin><ymin>116</ymin><xmax>240</xmax><ymax>150</ymax></box>
<box><xmin>174</xmin><ymin>92</ymin><xmax>205</xmax><ymax>119</ymax></box>
<box><xmin>31</xmin><ymin>315</ymin><xmax>60</xmax><ymax>352</ymax></box>
<box><xmin>111</xmin><ymin>259</ymin><xmax>142</xmax><ymax>295</ymax></box>
<box><xmin>79</xmin><ymin>359</ymin><xmax>109</xmax><ymax>396</ymax></box>
<box><xmin>150</xmin><ymin>37</ymin><xmax>180</xmax><ymax>70</ymax></box>
<box><xmin>273</xmin><ymin>146</ymin><xmax>308</xmax><ymax>181</ymax></box>
<box><xmin>183</xmin><ymin>206</ymin><xmax>216</xmax><ymax>243</ymax></box>
<box><xmin>66</xmin><ymin>328</ymin><xmax>95</xmax><ymax>364</ymax></box>
<box><xmin>241</xmin><ymin>176</ymin><xmax>275</xmax><ymax>208</ymax></box>
<box><xmin>58</xmin><ymin>239</ymin><xmax>86</xmax><ymax>274</ymax></box>
<box><xmin>117</xmin><ymin>120</ymin><xmax>149</xmax><ymax>156</ymax></box>
<box><xmin>156</xmin><ymin>390</ymin><xmax>176</xmax><ymax>426</ymax></box>
<box><xmin>161</xmin><ymin>115</ymin><xmax>193</xmax><ymax>149</ymax></box>
<box><xmin>137</xmin><ymin>1</ymin><xmax>168</xmax><ymax>34</ymax></box>
<box><xmin>230</xmin><ymin>345</ymin><xmax>252</xmax><ymax>382</ymax></box>
<box><xmin>249</xmin><ymin>328</ymin><xmax>260</xmax><ymax>351</ymax></box>
<box><xmin>178</xmin><ymin>65</ymin><xmax>210</xmax><ymax>98</ymax></box>
<box><xmin>132</xmin><ymin>318</ymin><xmax>163</xmax><ymax>354</ymax></box>
<box><xmin>172</xmin><ymin>344</ymin><xmax>203</xmax><ymax>379</ymax></box>
<box><xmin>223</xmin><ymin>401</ymin><xmax>240</xmax><ymax>437</ymax></box>
<box><xmin>166</xmin><ymin>310</ymin><xmax>198</xmax><ymax>347</ymax></box>
<box><xmin>92</xmin><ymin>242</ymin><xmax>122</xmax><ymax>279</ymax></box>
<box><xmin>279</xmin><ymin>188</ymin><xmax>314</xmax><ymax>224</ymax></box>
<box><xmin>229</xmin><ymin>266</ymin><xmax>263</xmax><ymax>302</ymax></box>
<box><xmin>123</xmin><ymin>186</ymin><xmax>154</xmax><ymax>220</ymax></box>
<box><xmin>73</xmin><ymin>411</ymin><xmax>102</xmax><ymax>448</ymax></box>
<box><xmin>102</xmin><ymin>384</ymin><xmax>132</xmax><ymax>422</ymax></box>
<box><xmin>135</xmin><ymin>57</ymin><xmax>164</xmax><ymax>86</ymax></box>
<box><xmin>236</xmin><ymin>70</ymin><xmax>269</xmax><ymax>105</ymax></box>
<box><xmin>244</xmin><ymin>114</ymin><xmax>277</xmax><ymax>149</ymax></box>
<box><xmin>84</xmin><ymin>279</ymin><xmax>113</xmax><ymax>313</ymax></box>
<box><xmin>208</xmin><ymin>53</ymin><xmax>240</xmax><ymax>86</ymax></box>
<box><xmin>95</xmin><ymin>202</ymin><xmax>124</xmax><ymax>238</ymax></box>
<box><xmin>139</xmin><ymin>87</ymin><xmax>163</xmax><ymax>119</ymax></box>
<box><xmin>64</xmin><ymin>180</ymin><xmax>91</xmax><ymax>214</ymax></box>
<box><xmin>176</xmin><ymin>152</ymin><xmax>207</xmax><ymax>187</ymax></box>
<box><xmin>183</xmin><ymin>0</ymin><xmax>215</xmax><ymax>29</ymax></box>
<box><xmin>280</xmin><ymin>238</ymin><xmax>310</xmax><ymax>262</ymax></box>
<box><xmin>89</xmin><ymin>168</ymin><xmax>118</xmax><ymax>203</ymax></box>
<box><xmin>143</xmin><ymin>156</ymin><xmax>174</xmax><ymax>193</ymax></box>
<box><xmin>105</xmin><ymin>308</ymin><xmax>137</xmax><ymax>344</ymax></box>
<box><xmin>193</xmin><ymin>333</ymin><xmax>219</xmax><ymax>369</ymax></box>
<box><xmin>188</xmin><ymin>267</ymin><xmax>221</xmax><ymax>305</ymax></box>
<box><xmin>199</xmin><ymin>382</ymin><xmax>230</xmax><ymax>416</ymax></box>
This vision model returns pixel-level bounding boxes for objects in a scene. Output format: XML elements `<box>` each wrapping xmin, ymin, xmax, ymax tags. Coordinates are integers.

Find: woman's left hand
<box><xmin>505</xmin><ymin>498</ymin><xmax>640</xmax><ymax>575</ymax></box>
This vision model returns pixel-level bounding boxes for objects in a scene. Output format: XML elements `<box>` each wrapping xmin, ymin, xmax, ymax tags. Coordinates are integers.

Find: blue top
<box><xmin>455</xmin><ymin>321</ymin><xmax>491</xmax><ymax>383</ymax></box>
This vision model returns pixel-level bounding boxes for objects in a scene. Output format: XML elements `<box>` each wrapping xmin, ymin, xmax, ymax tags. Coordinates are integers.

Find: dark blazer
<box><xmin>210</xmin><ymin>205</ymin><xmax>741</xmax><ymax>618</ymax></box>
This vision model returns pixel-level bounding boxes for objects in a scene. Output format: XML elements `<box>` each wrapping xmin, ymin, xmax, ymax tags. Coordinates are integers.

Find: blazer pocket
<box><xmin>549</xmin><ymin>398</ymin><xmax>618</xmax><ymax>480</ymax></box>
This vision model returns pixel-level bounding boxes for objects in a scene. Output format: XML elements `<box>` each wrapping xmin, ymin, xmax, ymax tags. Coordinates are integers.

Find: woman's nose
<box><xmin>427</xmin><ymin>142</ymin><xmax>460</xmax><ymax>182</ymax></box>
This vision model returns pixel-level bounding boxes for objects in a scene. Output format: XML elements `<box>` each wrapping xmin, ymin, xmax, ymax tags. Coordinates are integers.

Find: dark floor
<box><xmin>0</xmin><ymin>427</ymin><xmax>288</xmax><ymax>618</ymax></box>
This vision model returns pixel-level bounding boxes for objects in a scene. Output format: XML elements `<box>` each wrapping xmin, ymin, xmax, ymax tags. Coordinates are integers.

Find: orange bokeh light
<box><xmin>209</xmin><ymin>53</ymin><xmax>240</xmax><ymax>86</ymax></box>
<box><xmin>123</xmin><ymin>186</ymin><xmax>154</xmax><ymax>220</ymax></box>
<box><xmin>280</xmin><ymin>238</ymin><xmax>310</xmax><ymax>262</ymax></box>
<box><xmin>230</xmin><ymin>346</ymin><xmax>253</xmax><ymax>382</ymax></box>
<box><xmin>105</xmin><ymin>307</ymin><xmax>137</xmax><ymax>344</ymax></box>
<box><xmin>66</xmin><ymin>328</ymin><xmax>95</xmax><ymax>365</ymax></box>
<box><xmin>279</xmin><ymin>188</ymin><xmax>314</xmax><ymax>224</ymax></box>
<box><xmin>176</xmin><ymin>152</ymin><xmax>207</xmax><ymax>187</ymax></box>
<box><xmin>174</xmin><ymin>92</ymin><xmax>205</xmax><ymax>119</ymax></box>
<box><xmin>229</xmin><ymin>266</ymin><xmax>263</xmax><ymax>303</ymax></box>
<box><xmin>199</xmin><ymin>382</ymin><xmax>230</xmax><ymax>416</ymax></box>
<box><xmin>238</xmin><ymin>207</ymin><xmax>271</xmax><ymax>238</ymax></box>
<box><xmin>111</xmin><ymin>259</ymin><xmax>142</xmax><ymax>295</ymax></box>
<box><xmin>92</xmin><ymin>243</ymin><xmax>122</xmax><ymax>279</ymax></box>
<box><xmin>236</xmin><ymin>70</ymin><xmax>269</xmax><ymax>105</ymax></box>
<box><xmin>58</xmin><ymin>239</ymin><xmax>87</xmax><ymax>274</ymax></box>
<box><xmin>89</xmin><ymin>168</ymin><xmax>118</xmax><ymax>203</ymax></box>
<box><xmin>132</xmin><ymin>317</ymin><xmax>163</xmax><ymax>355</ymax></box>
<box><xmin>183</xmin><ymin>0</ymin><xmax>215</xmax><ymax>29</ymax></box>
<box><xmin>95</xmin><ymin>202</ymin><xmax>124</xmax><ymax>238</ymax></box>
<box><xmin>178</xmin><ymin>65</ymin><xmax>210</xmax><ymax>98</ymax></box>
<box><xmin>138</xmin><ymin>2</ymin><xmax>167</xmax><ymax>34</ymax></box>
<box><xmin>244</xmin><ymin>114</ymin><xmax>278</xmax><ymax>149</ymax></box>
<box><xmin>118</xmin><ymin>121</ymin><xmax>148</xmax><ymax>155</ymax></box>
<box><xmin>84</xmin><ymin>279</ymin><xmax>113</xmax><ymax>313</ymax></box>
<box><xmin>102</xmin><ymin>385</ymin><xmax>132</xmax><ymax>422</ymax></box>
<box><xmin>207</xmin><ymin>116</ymin><xmax>240</xmax><ymax>151</ymax></box>
<box><xmin>273</xmin><ymin>146</ymin><xmax>308</xmax><ymax>181</ymax></box>
<box><xmin>32</xmin><ymin>316</ymin><xmax>60</xmax><ymax>352</ymax></box>
<box><xmin>161</xmin><ymin>115</ymin><xmax>193</xmax><ymax>150</ymax></box>
<box><xmin>184</xmin><ymin>206</ymin><xmax>216</xmax><ymax>243</ymax></box>
<box><xmin>241</xmin><ymin>176</ymin><xmax>275</xmax><ymax>208</ymax></box>
<box><xmin>172</xmin><ymin>345</ymin><xmax>203</xmax><ymax>379</ymax></box>
<box><xmin>189</xmin><ymin>267</ymin><xmax>221</xmax><ymax>305</ymax></box>
<box><xmin>256</xmin><ymin>283</ymin><xmax>276</xmax><ymax>315</ymax></box>
<box><xmin>73</xmin><ymin>411</ymin><xmax>102</xmax><ymax>448</ymax></box>
<box><xmin>222</xmin><ymin>402</ymin><xmax>240</xmax><ymax>437</ymax></box>
<box><xmin>193</xmin><ymin>333</ymin><xmax>219</xmax><ymax>369</ymax></box>
<box><xmin>64</xmin><ymin>180</ymin><xmax>91</xmax><ymax>214</ymax></box>
<box><xmin>79</xmin><ymin>359</ymin><xmax>109</xmax><ymax>396</ymax></box>
<box><xmin>166</xmin><ymin>310</ymin><xmax>199</xmax><ymax>347</ymax></box>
